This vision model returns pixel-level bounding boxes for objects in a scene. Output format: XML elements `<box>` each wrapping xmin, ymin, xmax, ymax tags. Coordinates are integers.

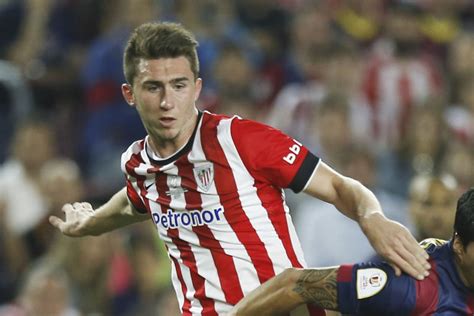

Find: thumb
<box><xmin>49</xmin><ymin>215</ymin><xmax>65</xmax><ymax>232</ymax></box>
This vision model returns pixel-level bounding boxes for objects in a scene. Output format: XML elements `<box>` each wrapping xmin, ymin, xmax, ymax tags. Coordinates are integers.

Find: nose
<box><xmin>160</xmin><ymin>88</ymin><xmax>173</xmax><ymax>110</ymax></box>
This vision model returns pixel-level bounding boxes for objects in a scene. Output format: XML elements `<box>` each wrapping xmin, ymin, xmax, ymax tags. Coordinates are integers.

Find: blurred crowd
<box><xmin>0</xmin><ymin>0</ymin><xmax>473</xmax><ymax>315</ymax></box>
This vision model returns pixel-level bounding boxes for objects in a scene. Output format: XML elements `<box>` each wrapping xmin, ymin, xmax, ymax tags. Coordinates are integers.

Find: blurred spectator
<box><xmin>0</xmin><ymin>61</ymin><xmax>34</xmax><ymax>163</ymax></box>
<box><xmin>362</xmin><ymin>2</ymin><xmax>444</xmax><ymax>151</ymax></box>
<box><xmin>51</xmin><ymin>234</ymin><xmax>115</xmax><ymax>314</ymax></box>
<box><xmin>0</xmin><ymin>198</ymin><xmax>28</xmax><ymax>304</ymax></box>
<box><xmin>207</xmin><ymin>43</ymin><xmax>264</xmax><ymax>120</ymax></box>
<box><xmin>408</xmin><ymin>173</ymin><xmax>459</xmax><ymax>240</ymax></box>
<box><xmin>23</xmin><ymin>158</ymin><xmax>84</xmax><ymax>261</ymax></box>
<box><xmin>332</xmin><ymin>0</ymin><xmax>384</xmax><ymax>46</ymax></box>
<box><xmin>0</xmin><ymin>259</ymin><xmax>79</xmax><ymax>316</ymax></box>
<box><xmin>111</xmin><ymin>227</ymin><xmax>174</xmax><ymax>316</ymax></box>
<box><xmin>309</xmin><ymin>93</ymin><xmax>354</xmax><ymax>170</ymax></box>
<box><xmin>171</xmin><ymin>1</ymin><xmax>261</xmax><ymax>86</ymax></box>
<box><xmin>0</xmin><ymin>119</ymin><xmax>56</xmax><ymax>236</ymax></box>
<box><xmin>286</xmin><ymin>3</ymin><xmax>333</xmax><ymax>84</ymax></box>
<box><xmin>235</xmin><ymin>0</ymin><xmax>290</xmax><ymax>58</ymax></box>
<box><xmin>0</xmin><ymin>0</ymin><xmax>103</xmax><ymax>139</ymax></box>
<box><xmin>378</xmin><ymin>101</ymin><xmax>449</xmax><ymax>196</ymax></box>
<box><xmin>448</xmin><ymin>31</ymin><xmax>474</xmax><ymax>78</ymax></box>
<box><xmin>445</xmin><ymin>73</ymin><xmax>474</xmax><ymax>144</ymax></box>
<box><xmin>418</xmin><ymin>0</ymin><xmax>461</xmax><ymax>62</ymax></box>
<box><xmin>441</xmin><ymin>140</ymin><xmax>474</xmax><ymax>192</ymax></box>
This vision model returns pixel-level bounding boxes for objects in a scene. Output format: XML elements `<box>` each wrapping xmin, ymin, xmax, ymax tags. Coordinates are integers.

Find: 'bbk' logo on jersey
<box><xmin>193</xmin><ymin>163</ymin><xmax>214</xmax><ymax>192</ymax></box>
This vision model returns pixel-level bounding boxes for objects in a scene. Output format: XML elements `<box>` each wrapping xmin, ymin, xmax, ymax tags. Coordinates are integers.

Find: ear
<box><xmin>194</xmin><ymin>78</ymin><xmax>203</xmax><ymax>102</ymax></box>
<box><xmin>453</xmin><ymin>235</ymin><xmax>465</xmax><ymax>260</ymax></box>
<box><xmin>121</xmin><ymin>83</ymin><xmax>135</xmax><ymax>107</ymax></box>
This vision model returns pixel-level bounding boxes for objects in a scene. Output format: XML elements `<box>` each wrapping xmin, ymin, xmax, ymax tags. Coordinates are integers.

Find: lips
<box><xmin>159</xmin><ymin>117</ymin><xmax>176</xmax><ymax>127</ymax></box>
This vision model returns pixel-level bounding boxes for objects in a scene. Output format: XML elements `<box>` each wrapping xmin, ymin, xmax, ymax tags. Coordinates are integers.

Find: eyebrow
<box><xmin>142</xmin><ymin>77</ymin><xmax>190</xmax><ymax>85</ymax></box>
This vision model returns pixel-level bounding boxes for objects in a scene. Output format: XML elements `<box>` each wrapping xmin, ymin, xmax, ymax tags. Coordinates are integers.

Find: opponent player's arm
<box><xmin>49</xmin><ymin>187</ymin><xmax>148</xmax><ymax>237</ymax></box>
<box><xmin>303</xmin><ymin>161</ymin><xmax>430</xmax><ymax>280</ymax></box>
<box><xmin>231</xmin><ymin>261</ymin><xmax>422</xmax><ymax>316</ymax></box>
<box><xmin>230</xmin><ymin>267</ymin><xmax>338</xmax><ymax>315</ymax></box>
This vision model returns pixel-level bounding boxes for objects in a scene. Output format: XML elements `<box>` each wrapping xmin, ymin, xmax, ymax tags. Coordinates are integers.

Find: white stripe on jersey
<box><xmin>216</xmin><ymin>117</ymin><xmax>297</xmax><ymax>275</ymax></box>
<box><xmin>170</xmin><ymin>255</ymin><xmax>185</xmax><ymax>313</ymax></box>
<box><xmin>283</xmin><ymin>201</ymin><xmax>307</xmax><ymax>267</ymax></box>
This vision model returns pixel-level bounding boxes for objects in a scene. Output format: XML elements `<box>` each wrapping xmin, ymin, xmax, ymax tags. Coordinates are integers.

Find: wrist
<box><xmin>359</xmin><ymin>212</ymin><xmax>386</xmax><ymax>234</ymax></box>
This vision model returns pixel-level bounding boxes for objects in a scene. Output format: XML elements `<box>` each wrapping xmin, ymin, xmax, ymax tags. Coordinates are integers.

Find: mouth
<box><xmin>159</xmin><ymin>117</ymin><xmax>176</xmax><ymax>127</ymax></box>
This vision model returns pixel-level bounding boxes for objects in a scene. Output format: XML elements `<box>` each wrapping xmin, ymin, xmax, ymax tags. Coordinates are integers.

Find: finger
<box><xmin>81</xmin><ymin>202</ymin><xmax>93</xmax><ymax>210</ymax></box>
<box><xmin>404</xmin><ymin>242</ymin><xmax>431</xmax><ymax>271</ymax></box>
<box><xmin>49</xmin><ymin>215</ymin><xmax>65</xmax><ymax>231</ymax></box>
<box><xmin>73</xmin><ymin>202</ymin><xmax>83</xmax><ymax>209</ymax></box>
<box><xmin>395</xmin><ymin>243</ymin><xmax>429</xmax><ymax>278</ymax></box>
<box><xmin>387</xmin><ymin>251</ymin><xmax>425</xmax><ymax>280</ymax></box>
<box><xmin>62</xmin><ymin>203</ymin><xmax>73</xmax><ymax>214</ymax></box>
<box><xmin>403</xmin><ymin>235</ymin><xmax>430</xmax><ymax>268</ymax></box>
<box><xmin>62</xmin><ymin>203</ymin><xmax>75</xmax><ymax>220</ymax></box>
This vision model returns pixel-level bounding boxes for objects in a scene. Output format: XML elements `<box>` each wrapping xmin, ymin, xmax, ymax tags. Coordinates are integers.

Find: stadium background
<box><xmin>0</xmin><ymin>0</ymin><xmax>473</xmax><ymax>315</ymax></box>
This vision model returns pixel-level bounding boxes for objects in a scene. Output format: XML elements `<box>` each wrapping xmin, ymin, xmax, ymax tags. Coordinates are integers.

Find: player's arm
<box><xmin>229</xmin><ymin>267</ymin><xmax>338</xmax><ymax>316</ymax></box>
<box><xmin>230</xmin><ymin>262</ymin><xmax>421</xmax><ymax>316</ymax></box>
<box><xmin>303</xmin><ymin>162</ymin><xmax>430</xmax><ymax>280</ymax></box>
<box><xmin>49</xmin><ymin>187</ymin><xmax>148</xmax><ymax>237</ymax></box>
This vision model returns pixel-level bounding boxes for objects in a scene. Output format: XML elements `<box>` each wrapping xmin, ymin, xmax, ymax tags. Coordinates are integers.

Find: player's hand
<box><xmin>361</xmin><ymin>213</ymin><xmax>430</xmax><ymax>280</ymax></box>
<box><xmin>49</xmin><ymin>202</ymin><xmax>95</xmax><ymax>237</ymax></box>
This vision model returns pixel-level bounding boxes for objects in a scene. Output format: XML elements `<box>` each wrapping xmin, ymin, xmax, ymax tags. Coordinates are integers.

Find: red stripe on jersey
<box><xmin>200</xmin><ymin>114</ymin><xmax>275</xmax><ymax>283</ymax></box>
<box><xmin>307</xmin><ymin>304</ymin><xmax>326</xmax><ymax>316</ymax></box>
<box><xmin>254</xmin><ymin>181</ymin><xmax>304</xmax><ymax>268</ymax></box>
<box><xmin>466</xmin><ymin>293</ymin><xmax>474</xmax><ymax>314</ymax></box>
<box><xmin>125</xmin><ymin>151</ymin><xmax>193</xmax><ymax>312</ymax></box>
<box><xmin>411</xmin><ymin>261</ymin><xmax>438</xmax><ymax>316</ymax></box>
<box><xmin>337</xmin><ymin>265</ymin><xmax>354</xmax><ymax>283</ymax></box>
<box><xmin>177</xmin><ymin>156</ymin><xmax>243</xmax><ymax>307</ymax></box>
<box><xmin>155</xmin><ymin>172</ymin><xmax>207</xmax><ymax>315</ymax></box>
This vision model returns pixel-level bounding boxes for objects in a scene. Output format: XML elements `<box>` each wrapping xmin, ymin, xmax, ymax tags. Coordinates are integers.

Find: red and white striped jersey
<box><xmin>121</xmin><ymin>111</ymin><xmax>321</xmax><ymax>315</ymax></box>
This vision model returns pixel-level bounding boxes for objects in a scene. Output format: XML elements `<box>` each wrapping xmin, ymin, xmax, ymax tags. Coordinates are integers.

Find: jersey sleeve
<box><xmin>125</xmin><ymin>176</ymin><xmax>148</xmax><ymax>214</ymax></box>
<box><xmin>231</xmin><ymin>118</ymin><xmax>320</xmax><ymax>193</ymax></box>
<box><xmin>121</xmin><ymin>141</ymin><xmax>148</xmax><ymax>214</ymax></box>
<box><xmin>337</xmin><ymin>263</ymin><xmax>417</xmax><ymax>315</ymax></box>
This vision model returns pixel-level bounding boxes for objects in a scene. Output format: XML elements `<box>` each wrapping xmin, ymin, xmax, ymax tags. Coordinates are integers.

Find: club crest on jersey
<box><xmin>356</xmin><ymin>268</ymin><xmax>387</xmax><ymax>299</ymax></box>
<box><xmin>193</xmin><ymin>163</ymin><xmax>214</xmax><ymax>192</ymax></box>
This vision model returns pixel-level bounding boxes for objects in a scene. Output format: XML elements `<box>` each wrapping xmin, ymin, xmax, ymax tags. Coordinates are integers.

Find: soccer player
<box><xmin>229</xmin><ymin>187</ymin><xmax>474</xmax><ymax>315</ymax></box>
<box><xmin>49</xmin><ymin>22</ymin><xmax>429</xmax><ymax>315</ymax></box>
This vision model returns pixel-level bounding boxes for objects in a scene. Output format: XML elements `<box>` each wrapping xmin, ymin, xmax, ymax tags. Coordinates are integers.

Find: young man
<box><xmin>49</xmin><ymin>22</ymin><xmax>429</xmax><ymax>315</ymax></box>
<box><xmin>229</xmin><ymin>188</ymin><xmax>474</xmax><ymax>315</ymax></box>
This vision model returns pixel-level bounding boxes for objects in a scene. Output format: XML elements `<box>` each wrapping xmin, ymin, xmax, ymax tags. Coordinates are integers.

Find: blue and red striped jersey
<box><xmin>337</xmin><ymin>239</ymin><xmax>474</xmax><ymax>315</ymax></box>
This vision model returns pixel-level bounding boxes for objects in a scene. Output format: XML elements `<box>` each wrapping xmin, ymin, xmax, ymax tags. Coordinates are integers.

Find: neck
<box><xmin>149</xmin><ymin>110</ymin><xmax>199</xmax><ymax>158</ymax></box>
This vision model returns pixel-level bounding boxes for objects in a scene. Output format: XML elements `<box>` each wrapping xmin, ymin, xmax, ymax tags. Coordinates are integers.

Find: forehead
<box><xmin>135</xmin><ymin>56</ymin><xmax>193</xmax><ymax>82</ymax></box>
<box><xmin>416</xmin><ymin>182</ymin><xmax>457</xmax><ymax>203</ymax></box>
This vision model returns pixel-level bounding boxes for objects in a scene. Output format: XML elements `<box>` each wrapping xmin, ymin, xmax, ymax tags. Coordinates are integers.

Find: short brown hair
<box><xmin>123</xmin><ymin>22</ymin><xmax>199</xmax><ymax>85</ymax></box>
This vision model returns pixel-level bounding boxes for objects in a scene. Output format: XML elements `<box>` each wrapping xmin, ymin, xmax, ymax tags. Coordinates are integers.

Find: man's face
<box><xmin>454</xmin><ymin>238</ymin><xmax>474</xmax><ymax>289</ymax></box>
<box><xmin>122</xmin><ymin>57</ymin><xmax>202</xmax><ymax>153</ymax></box>
<box><xmin>410</xmin><ymin>181</ymin><xmax>458</xmax><ymax>240</ymax></box>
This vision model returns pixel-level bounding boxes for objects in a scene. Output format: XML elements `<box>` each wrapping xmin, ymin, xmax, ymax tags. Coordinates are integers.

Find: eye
<box><xmin>147</xmin><ymin>85</ymin><xmax>160</xmax><ymax>92</ymax></box>
<box><xmin>174</xmin><ymin>83</ymin><xmax>186</xmax><ymax>90</ymax></box>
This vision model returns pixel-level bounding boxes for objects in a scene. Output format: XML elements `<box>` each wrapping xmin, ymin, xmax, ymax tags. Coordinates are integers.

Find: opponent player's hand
<box><xmin>49</xmin><ymin>202</ymin><xmax>95</xmax><ymax>237</ymax></box>
<box><xmin>361</xmin><ymin>213</ymin><xmax>430</xmax><ymax>280</ymax></box>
